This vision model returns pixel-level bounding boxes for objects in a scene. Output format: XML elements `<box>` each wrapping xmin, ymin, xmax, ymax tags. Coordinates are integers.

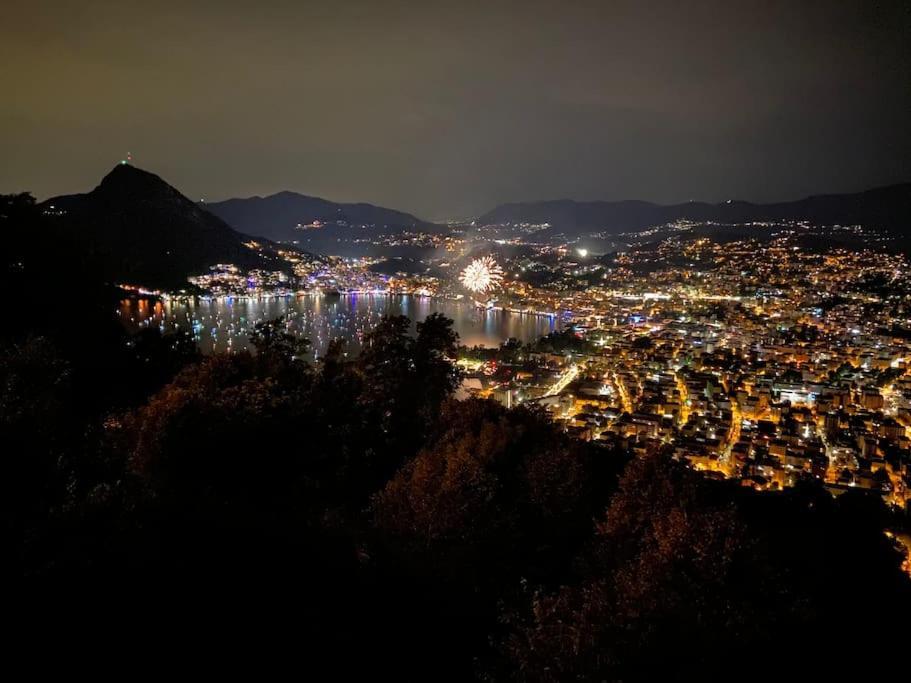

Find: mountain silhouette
<box><xmin>478</xmin><ymin>183</ymin><xmax>911</xmax><ymax>236</ymax></box>
<box><xmin>207</xmin><ymin>191</ymin><xmax>436</xmax><ymax>241</ymax></box>
<box><xmin>42</xmin><ymin>164</ymin><xmax>284</xmax><ymax>289</ymax></box>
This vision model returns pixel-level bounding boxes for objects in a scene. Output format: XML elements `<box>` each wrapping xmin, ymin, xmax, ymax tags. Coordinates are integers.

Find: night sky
<box><xmin>2</xmin><ymin>0</ymin><xmax>909</xmax><ymax>219</ymax></box>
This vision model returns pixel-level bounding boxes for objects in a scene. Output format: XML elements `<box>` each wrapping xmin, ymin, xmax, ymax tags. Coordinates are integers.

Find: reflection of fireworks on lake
<box><xmin>460</xmin><ymin>256</ymin><xmax>504</xmax><ymax>294</ymax></box>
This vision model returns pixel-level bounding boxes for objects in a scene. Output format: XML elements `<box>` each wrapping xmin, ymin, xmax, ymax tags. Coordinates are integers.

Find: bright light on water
<box><xmin>119</xmin><ymin>294</ymin><xmax>561</xmax><ymax>356</ymax></box>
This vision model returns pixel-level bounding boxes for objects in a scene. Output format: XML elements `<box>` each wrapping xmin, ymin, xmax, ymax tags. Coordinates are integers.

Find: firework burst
<box><xmin>460</xmin><ymin>256</ymin><xmax>504</xmax><ymax>294</ymax></box>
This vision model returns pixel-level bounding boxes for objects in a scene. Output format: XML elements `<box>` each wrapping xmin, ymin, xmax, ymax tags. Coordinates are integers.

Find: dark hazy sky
<box><xmin>2</xmin><ymin>0</ymin><xmax>909</xmax><ymax>219</ymax></box>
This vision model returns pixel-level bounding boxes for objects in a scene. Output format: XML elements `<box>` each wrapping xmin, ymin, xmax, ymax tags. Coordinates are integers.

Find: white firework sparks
<box><xmin>460</xmin><ymin>256</ymin><xmax>504</xmax><ymax>294</ymax></box>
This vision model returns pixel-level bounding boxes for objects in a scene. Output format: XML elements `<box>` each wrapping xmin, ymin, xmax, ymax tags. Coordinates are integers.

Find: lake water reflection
<box><xmin>119</xmin><ymin>294</ymin><xmax>561</xmax><ymax>356</ymax></box>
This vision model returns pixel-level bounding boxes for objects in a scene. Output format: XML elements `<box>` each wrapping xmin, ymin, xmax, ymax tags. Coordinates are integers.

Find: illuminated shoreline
<box><xmin>121</xmin><ymin>285</ymin><xmax>565</xmax><ymax>321</ymax></box>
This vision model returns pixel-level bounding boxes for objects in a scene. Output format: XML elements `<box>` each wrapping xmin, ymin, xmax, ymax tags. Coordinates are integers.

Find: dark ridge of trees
<box><xmin>493</xmin><ymin>453</ymin><xmax>787</xmax><ymax>681</ymax></box>
<box><xmin>373</xmin><ymin>398</ymin><xmax>625</xmax><ymax>586</ymax></box>
<box><xmin>5</xmin><ymin>312</ymin><xmax>908</xmax><ymax>680</ymax></box>
<box><xmin>492</xmin><ymin>457</ymin><xmax>911</xmax><ymax>681</ymax></box>
<box><xmin>530</xmin><ymin>327</ymin><xmax>595</xmax><ymax>354</ymax></box>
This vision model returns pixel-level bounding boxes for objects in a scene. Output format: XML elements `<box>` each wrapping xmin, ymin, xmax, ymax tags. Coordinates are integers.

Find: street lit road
<box><xmin>721</xmin><ymin>398</ymin><xmax>742</xmax><ymax>477</ymax></box>
<box><xmin>545</xmin><ymin>364</ymin><xmax>579</xmax><ymax>397</ymax></box>
<box><xmin>611</xmin><ymin>370</ymin><xmax>633</xmax><ymax>414</ymax></box>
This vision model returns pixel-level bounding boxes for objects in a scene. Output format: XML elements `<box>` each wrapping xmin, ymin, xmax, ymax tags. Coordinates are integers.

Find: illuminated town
<box><xmin>446</xmin><ymin>228</ymin><xmax>911</xmax><ymax>527</ymax></box>
<box><xmin>118</xmin><ymin>218</ymin><xmax>911</xmax><ymax>547</ymax></box>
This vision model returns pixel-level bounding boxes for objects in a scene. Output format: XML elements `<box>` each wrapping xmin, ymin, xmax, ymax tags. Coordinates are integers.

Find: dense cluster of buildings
<box><xmin>460</xmin><ymin>230</ymin><xmax>911</xmax><ymax>523</ymax></box>
<box><xmin>188</xmin><ymin>264</ymin><xmax>291</xmax><ymax>295</ymax></box>
<box><xmin>187</xmin><ymin>254</ymin><xmax>441</xmax><ymax>297</ymax></box>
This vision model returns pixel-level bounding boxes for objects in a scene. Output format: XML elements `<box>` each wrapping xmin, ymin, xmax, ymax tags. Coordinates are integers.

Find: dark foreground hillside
<box><xmin>4</xmin><ymin>319</ymin><xmax>910</xmax><ymax>677</ymax></box>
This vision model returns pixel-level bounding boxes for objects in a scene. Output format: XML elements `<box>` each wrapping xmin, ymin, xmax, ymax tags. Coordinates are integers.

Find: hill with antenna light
<box><xmin>41</xmin><ymin>164</ymin><xmax>291</xmax><ymax>289</ymax></box>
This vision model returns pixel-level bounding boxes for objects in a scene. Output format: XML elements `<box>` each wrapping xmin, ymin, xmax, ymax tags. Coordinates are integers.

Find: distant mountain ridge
<box><xmin>207</xmin><ymin>191</ymin><xmax>436</xmax><ymax>242</ymax></box>
<box><xmin>477</xmin><ymin>183</ymin><xmax>911</xmax><ymax>235</ymax></box>
<box><xmin>41</xmin><ymin>164</ymin><xmax>284</xmax><ymax>289</ymax></box>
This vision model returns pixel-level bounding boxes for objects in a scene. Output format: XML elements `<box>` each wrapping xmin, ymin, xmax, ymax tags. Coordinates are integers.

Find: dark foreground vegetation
<box><xmin>3</xmin><ymin>193</ymin><xmax>910</xmax><ymax>679</ymax></box>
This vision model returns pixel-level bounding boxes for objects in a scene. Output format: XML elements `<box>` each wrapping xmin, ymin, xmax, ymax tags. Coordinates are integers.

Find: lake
<box><xmin>119</xmin><ymin>294</ymin><xmax>562</xmax><ymax>356</ymax></box>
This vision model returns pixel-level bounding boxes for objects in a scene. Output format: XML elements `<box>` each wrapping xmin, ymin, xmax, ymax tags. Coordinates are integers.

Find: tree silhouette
<box><xmin>496</xmin><ymin>452</ymin><xmax>786</xmax><ymax>681</ymax></box>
